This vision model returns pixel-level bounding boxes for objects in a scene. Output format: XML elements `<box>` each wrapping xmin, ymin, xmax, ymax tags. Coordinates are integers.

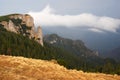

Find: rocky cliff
<box><xmin>0</xmin><ymin>14</ymin><xmax>43</xmax><ymax>46</ymax></box>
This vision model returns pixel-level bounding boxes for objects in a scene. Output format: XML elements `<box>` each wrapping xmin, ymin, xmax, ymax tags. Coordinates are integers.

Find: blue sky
<box><xmin>0</xmin><ymin>0</ymin><xmax>120</xmax><ymax>18</ymax></box>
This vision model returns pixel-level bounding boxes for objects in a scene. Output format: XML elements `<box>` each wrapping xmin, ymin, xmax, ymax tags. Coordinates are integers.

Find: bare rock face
<box><xmin>8</xmin><ymin>20</ymin><xmax>17</xmax><ymax>33</ymax></box>
<box><xmin>0</xmin><ymin>14</ymin><xmax>43</xmax><ymax>46</ymax></box>
<box><xmin>35</xmin><ymin>26</ymin><xmax>43</xmax><ymax>46</ymax></box>
<box><xmin>10</xmin><ymin>14</ymin><xmax>34</xmax><ymax>29</ymax></box>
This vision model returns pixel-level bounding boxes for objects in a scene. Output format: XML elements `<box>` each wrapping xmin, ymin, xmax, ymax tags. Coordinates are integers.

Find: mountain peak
<box><xmin>0</xmin><ymin>14</ymin><xmax>43</xmax><ymax>46</ymax></box>
<box><xmin>44</xmin><ymin>34</ymin><xmax>98</xmax><ymax>57</ymax></box>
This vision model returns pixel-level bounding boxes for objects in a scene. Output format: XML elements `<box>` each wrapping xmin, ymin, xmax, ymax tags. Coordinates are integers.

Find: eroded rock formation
<box><xmin>0</xmin><ymin>14</ymin><xmax>43</xmax><ymax>46</ymax></box>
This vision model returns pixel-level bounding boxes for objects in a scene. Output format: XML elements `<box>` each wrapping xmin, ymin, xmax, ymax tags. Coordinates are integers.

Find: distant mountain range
<box><xmin>44</xmin><ymin>34</ymin><xmax>98</xmax><ymax>57</ymax></box>
<box><xmin>43</xmin><ymin>27</ymin><xmax>120</xmax><ymax>57</ymax></box>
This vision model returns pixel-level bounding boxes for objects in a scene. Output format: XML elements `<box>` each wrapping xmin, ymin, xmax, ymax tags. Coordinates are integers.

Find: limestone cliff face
<box><xmin>0</xmin><ymin>14</ymin><xmax>43</xmax><ymax>46</ymax></box>
<box><xmin>35</xmin><ymin>26</ymin><xmax>43</xmax><ymax>46</ymax></box>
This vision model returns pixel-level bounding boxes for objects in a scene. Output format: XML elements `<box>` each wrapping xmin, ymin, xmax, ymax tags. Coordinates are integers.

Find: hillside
<box><xmin>0</xmin><ymin>26</ymin><xmax>80</xmax><ymax>70</ymax></box>
<box><xmin>0</xmin><ymin>55</ymin><xmax>119</xmax><ymax>80</ymax></box>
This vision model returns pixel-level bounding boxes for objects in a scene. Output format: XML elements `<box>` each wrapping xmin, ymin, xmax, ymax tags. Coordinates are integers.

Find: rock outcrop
<box><xmin>0</xmin><ymin>14</ymin><xmax>43</xmax><ymax>46</ymax></box>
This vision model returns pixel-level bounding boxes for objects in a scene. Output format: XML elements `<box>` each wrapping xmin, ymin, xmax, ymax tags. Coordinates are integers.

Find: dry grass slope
<box><xmin>0</xmin><ymin>55</ymin><xmax>120</xmax><ymax>80</ymax></box>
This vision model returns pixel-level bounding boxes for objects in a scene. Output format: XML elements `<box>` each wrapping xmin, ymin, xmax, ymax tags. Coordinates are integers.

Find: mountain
<box><xmin>0</xmin><ymin>14</ymin><xmax>82</xmax><ymax>69</ymax></box>
<box><xmin>0</xmin><ymin>14</ymin><xmax>120</xmax><ymax>75</ymax></box>
<box><xmin>1</xmin><ymin>24</ymin><xmax>119</xmax><ymax>74</ymax></box>
<box><xmin>44</xmin><ymin>34</ymin><xmax>98</xmax><ymax>57</ymax></box>
<box><xmin>0</xmin><ymin>14</ymin><xmax>43</xmax><ymax>46</ymax></box>
<box><xmin>43</xmin><ymin>27</ymin><xmax>120</xmax><ymax>56</ymax></box>
<box><xmin>0</xmin><ymin>14</ymin><xmax>102</xmax><ymax>72</ymax></box>
<box><xmin>0</xmin><ymin>55</ymin><xmax>120</xmax><ymax>80</ymax></box>
<box><xmin>0</xmin><ymin>19</ymin><xmax>79</xmax><ymax>70</ymax></box>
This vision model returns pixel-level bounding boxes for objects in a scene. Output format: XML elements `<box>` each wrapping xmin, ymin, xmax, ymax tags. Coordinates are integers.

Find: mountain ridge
<box><xmin>42</xmin><ymin>26</ymin><xmax>120</xmax><ymax>56</ymax></box>
<box><xmin>44</xmin><ymin>34</ymin><xmax>98</xmax><ymax>57</ymax></box>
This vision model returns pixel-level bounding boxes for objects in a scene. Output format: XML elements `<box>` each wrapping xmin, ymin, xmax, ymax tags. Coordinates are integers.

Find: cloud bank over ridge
<box><xmin>28</xmin><ymin>5</ymin><xmax>120</xmax><ymax>33</ymax></box>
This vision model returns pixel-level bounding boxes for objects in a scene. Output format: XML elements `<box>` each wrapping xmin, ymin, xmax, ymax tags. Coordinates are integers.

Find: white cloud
<box><xmin>89</xmin><ymin>28</ymin><xmax>104</xmax><ymax>33</ymax></box>
<box><xmin>28</xmin><ymin>5</ymin><xmax>120</xmax><ymax>33</ymax></box>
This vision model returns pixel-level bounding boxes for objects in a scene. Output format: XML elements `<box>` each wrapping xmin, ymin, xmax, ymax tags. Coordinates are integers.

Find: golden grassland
<box><xmin>0</xmin><ymin>55</ymin><xmax>120</xmax><ymax>80</ymax></box>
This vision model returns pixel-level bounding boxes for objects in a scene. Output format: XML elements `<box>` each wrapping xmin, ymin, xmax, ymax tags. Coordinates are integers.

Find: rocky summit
<box><xmin>0</xmin><ymin>14</ymin><xmax>43</xmax><ymax>46</ymax></box>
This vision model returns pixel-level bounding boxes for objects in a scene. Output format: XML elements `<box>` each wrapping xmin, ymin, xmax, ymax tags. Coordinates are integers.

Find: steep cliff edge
<box><xmin>0</xmin><ymin>14</ymin><xmax>43</xmax><ymax>46</ymax></box>
<box><xmin>0</xmin><ymin>55</ymin><xmax>119</xmax><ymax>80</ymax></box>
